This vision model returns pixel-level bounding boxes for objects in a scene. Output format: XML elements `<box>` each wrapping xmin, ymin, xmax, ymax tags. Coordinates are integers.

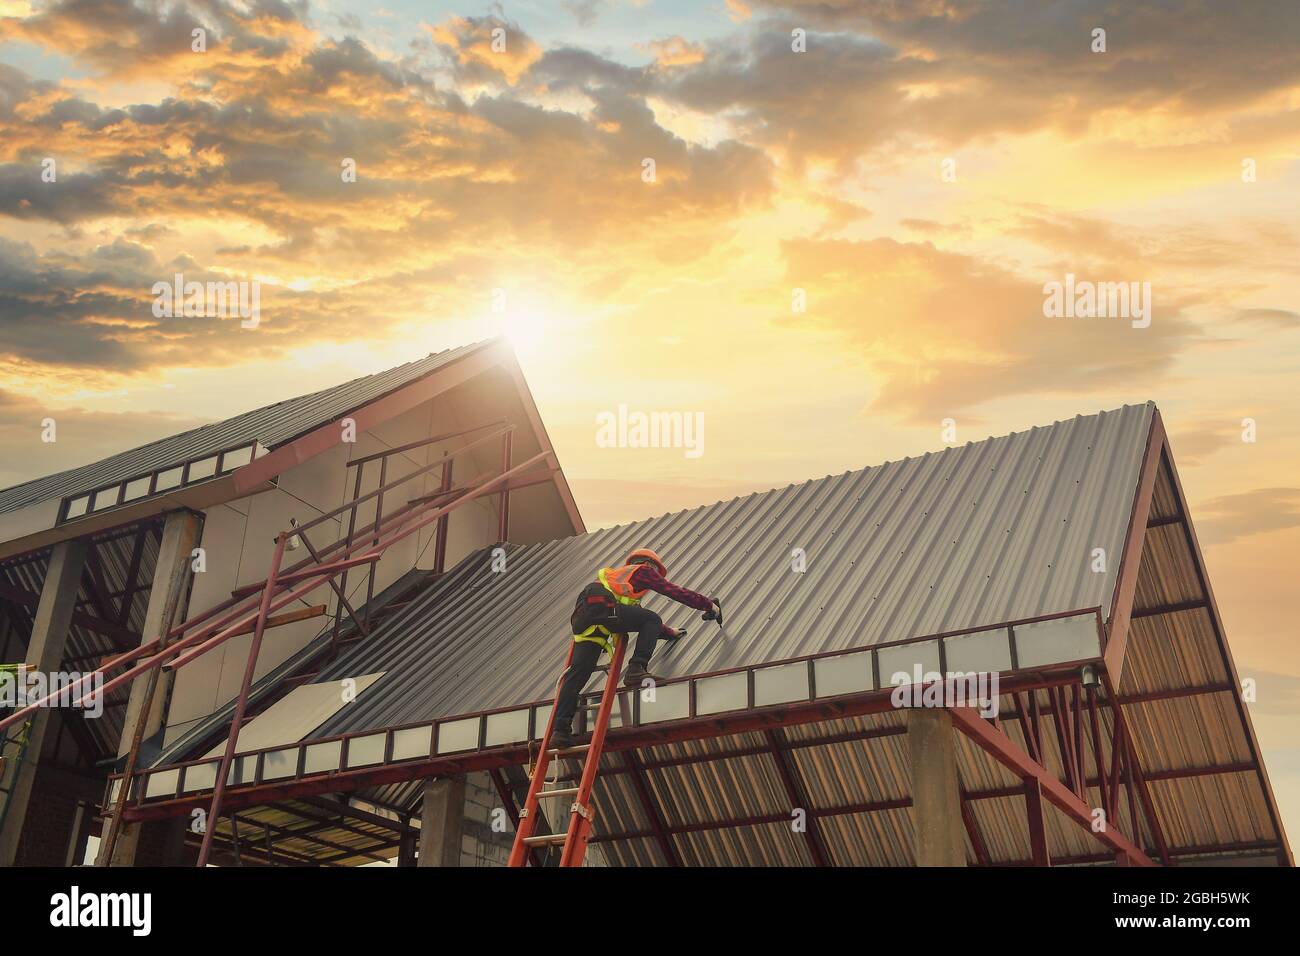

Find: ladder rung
<box><xmin>548</xmin><ymin>744</ymin><xmax>589</xmax><ymax>757</ymax></box>
<box><xmin>524</xmin><ymin>833</ymin><xmax>569</xmax><ymax>846</ymax></box>
<box><xmin>537</xmin><ymin>787</ymin><xmax>579</xmax><ymax>800</ymax></box>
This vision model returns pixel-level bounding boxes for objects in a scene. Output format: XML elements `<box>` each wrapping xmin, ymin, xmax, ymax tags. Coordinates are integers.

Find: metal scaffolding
<box><xmin>0</xmin><ymin>418</ymin><xmax>551</xmax><ymax>866</ymax></box>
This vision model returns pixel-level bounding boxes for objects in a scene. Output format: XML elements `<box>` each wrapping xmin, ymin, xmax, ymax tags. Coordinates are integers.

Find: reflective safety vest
<box><xmin>573</xmin><ymin>564</ymin><xmax>648</xmax><ymax>653</ymax></box>
<box><xmin>597</xmin><ymin>564</ymin><xmax>649</xmax><ymax>604</ymax></box>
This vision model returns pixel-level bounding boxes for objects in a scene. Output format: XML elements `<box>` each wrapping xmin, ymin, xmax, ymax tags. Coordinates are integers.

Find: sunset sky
<box><xmin>2</xmin><ymin>1</ymin><xmax>1299</xmax><ymax>838</ymax></box>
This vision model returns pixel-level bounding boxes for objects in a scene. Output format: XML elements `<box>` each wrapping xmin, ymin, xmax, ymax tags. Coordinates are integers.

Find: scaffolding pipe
<box><xmin>197</xmin><ymin>533</ymin><xmax>288</xmax><ymax>867</ymax></box>
<box><xmin>0</xmin><ymin>432</ymin><xmax>534</xmax><ymax>734</ymax></box>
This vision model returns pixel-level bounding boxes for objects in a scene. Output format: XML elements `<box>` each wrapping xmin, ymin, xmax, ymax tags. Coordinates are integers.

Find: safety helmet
<box><xmin>625</xmin><ymin>548</ymin><xmax>667</xmax><ymax>576</ymax></box>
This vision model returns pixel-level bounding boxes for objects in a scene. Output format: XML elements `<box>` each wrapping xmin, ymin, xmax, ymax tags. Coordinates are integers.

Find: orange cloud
<box><xmin>424</xmin><ymin>15</ymin><xmax>542</xmax><ymax>86</ymax></box>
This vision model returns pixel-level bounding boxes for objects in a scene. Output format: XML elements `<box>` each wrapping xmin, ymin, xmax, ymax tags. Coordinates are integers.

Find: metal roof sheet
<box><xmin>310</xmin><ymin>402</ymin><xmax>1155</xmax><ymax>739</ymax></box>
<box><xmin>0</xmin><ymin>341</ymin><xmax>492</xmax><ymax>516</ymax></box>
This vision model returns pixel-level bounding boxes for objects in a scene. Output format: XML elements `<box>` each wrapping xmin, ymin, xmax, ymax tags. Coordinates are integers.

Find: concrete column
<box><xmin>0</xmin><ymin>537</ymin><xmax>89</xmax><ymax>867</ymax></box>
<box><xmin>103</xmin><ymin>510</ymin><xmax>203</xmax><ymax>867</ymax></box>
<box><xmin>418</xmin><ymin>775</ymin><xmax>465</xmax><ymax>867</ymax></box>
<box><xmin>907</xmin><ymin>709</ymin><xmax>967</xmax><ymax>867</ymax></box>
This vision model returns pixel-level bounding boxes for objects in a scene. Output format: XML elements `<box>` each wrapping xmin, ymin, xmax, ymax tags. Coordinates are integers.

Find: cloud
<box><xmin>635</xmin><ymin>1</ymin><xmax>1300</xmax><ymax>169</ymax></box>
<box><xmin>642</xmin><ymin>36</ymin><xmax>707</xmax><ymax>70</ymax></box>
<box><xmin>1236</xmin><ymin>308</ymin><xmax>1300</xmax><ymax>329</ymax></box>
<box><xmin>1238</xmin><ymin>667</ymin><xmax>1300</xmax><ymax>718</ymax></box>
<box><xmin>424</xmin><ymin>14</ymin><xmax>543</xmax><ymax>86</ymax></box>
<box><xmin>1167</xmin><ymin>419</ymin><xmax>1242</xmax><ymax>466</ymax></box>
<box><xmin>778</xmin><ymin>236</ymin><xmax>1200</xmax><ymax>422</ymax></box>
<box><xmin>0</xmin><ymin>387</ymin><xmax>208</xmax><ymax>492</ymax></box>
<box><xmin>561</xmin><ymin>0</ymin><xmax>608</xmax><ymax>28</ymax></box>
<box><xmin>1195</xmin><ymin>488</ymin><xmax>1300</xmax><ymax>546</ymax></box>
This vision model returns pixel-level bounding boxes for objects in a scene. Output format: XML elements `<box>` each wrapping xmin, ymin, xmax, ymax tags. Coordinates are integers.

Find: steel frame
<box><xmin>0</xmin><ymin>417</ymin><xmax>554</xmax><ymax>866</ymax></box>
<box><xmin>13</xmin><ymin>403</ymin><xmax>1282</xmax><ymax>868</ymax></box>
<box><xmin>102</xmin><ymin>656</ymin><xmax>1168</xmax><ymax>867</ymax></box>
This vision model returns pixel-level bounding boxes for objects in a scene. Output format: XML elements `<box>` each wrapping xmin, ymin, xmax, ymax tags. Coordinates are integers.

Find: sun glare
<box><xmin>499</xmin><ymin>308</ymin><xmax>553</xmax><ymax>353</ymax></box>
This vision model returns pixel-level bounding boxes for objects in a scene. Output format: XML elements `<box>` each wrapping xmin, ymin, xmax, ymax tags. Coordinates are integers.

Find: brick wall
<box><xmin>13</xmin><ymin>764</ymin><xmax>100</xmax><ymax>866</ymax></box>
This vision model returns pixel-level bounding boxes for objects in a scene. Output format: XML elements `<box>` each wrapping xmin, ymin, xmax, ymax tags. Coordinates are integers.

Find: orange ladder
<box><xmin>508</xmin><ymin>634</ymin><xmax>628</xmax><ymax>867</ymax></box>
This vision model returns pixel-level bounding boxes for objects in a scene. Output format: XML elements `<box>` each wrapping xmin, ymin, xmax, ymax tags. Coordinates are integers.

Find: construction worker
<box><xmin>550</xmin><ymin>548</ymin><xmax>718</xmax><ymax>750</ymax></box>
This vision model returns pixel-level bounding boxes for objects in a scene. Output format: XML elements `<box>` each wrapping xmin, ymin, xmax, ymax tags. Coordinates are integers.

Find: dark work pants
<box><xmin>553</xmin><ymin>605</ymin><xmax>666</xmax><ymax>733</ymax></box>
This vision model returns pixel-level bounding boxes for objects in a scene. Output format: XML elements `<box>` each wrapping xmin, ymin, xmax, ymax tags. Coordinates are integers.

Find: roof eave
<box><xmin>0</xmin><ymin>338</ymin><xmax>584</xmax><ymax>561</ymax></box>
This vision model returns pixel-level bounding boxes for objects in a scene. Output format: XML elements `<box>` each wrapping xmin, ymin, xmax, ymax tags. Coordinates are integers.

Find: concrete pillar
<box><xmin>418</xmin><ymin>775</ymin><xmax>465</xmax><ymax>867</ymax></box>
<box><xmin>907</xmin><ymin>709</ymin><xmax>967</xmax><ymax>867</ymax></box>
<box><xmin>102</xmin><ymin>510</ymin><xmax>203</xmax><ymax>867</ymax></box>
<box><xmin>0</xmin><ymin>537</ymin><xmax>89</xmax><ymax>867</ymax></box>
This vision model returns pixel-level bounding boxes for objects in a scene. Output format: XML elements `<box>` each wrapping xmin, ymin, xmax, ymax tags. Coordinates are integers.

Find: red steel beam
<box><xmin>1104</xmin><ymin>409</ymin><xmax>1164</xmax><ymax>688</ymax></box>
<box><xmin>497</xmin><ymin>431</ymin><xmax>512</xmax><ymax>543</ymax></box>
<box><xmin>114</xmin><ymin>672</ymin><xmax>1086</xmax><ymax>823</ymax></box>
<box><xmin>433</xmin><ymin>457</ymin><xmax>453</xmax><ymax>575</ymax></box>
<box><xmin>0</xmin><ymin>581</ymin><xmax>140</xmax><ymax>646</ymax></box>
<box><xmin>765</xmin><ymin>728</ymin><xmax>831</xmax><ymax>867</ymax></box>
<box><xmin>622</xmin><ymin>750</ymin><xmax>681</xmax><ymax>867</ymax></box>
<box><xmin>960</xmin><ymin>794</ymin><xmax>989</xmax><ymax>866</ymax></box>
<box><xmin>1158</xmin><ymin>427</ymin><xmax>1294</xmax><ymax>866</ymax></box>
<box><xmin>947</xmin><ymin>704</ymin><xmax>1154</xmax><ymax>866</ymax></box>
<box><xmin>488</xmin><ymin>769</ymin><xmax>542</xmax><ymax>868</ymax></box>
<box><xmin>116</xmin><ymin>527</ymin><xmax>149</xmax><ymax>626</ymax></box>
<box><xmin>1024</xmin><ymin>779</ymin><xmax>1051</xmax><ymax>866</ymax></box>
<box><xmin>165</xmin><ymin>451</ymin><xmax>551</xmax><ymax>674</ymax></box>
<box><xmin>345</xmin><ymin>420</ymin><xmax>507</xmax><ymax>469</ymax></box>
<box><xmin>229</xmin><ymin>343</ymin><xmax>503</xmax><ymax>499</ymax></box>
<box><xmin>197</xmin><ymin>533</ymin><xmax>288</xmax><ymax>867</ymax></box>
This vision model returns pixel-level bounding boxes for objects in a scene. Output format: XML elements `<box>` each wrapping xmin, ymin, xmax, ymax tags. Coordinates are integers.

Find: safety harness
<box><xmin>571</xmin><ymin>565</ymin><xmax>647</xmax><ymax>654</ymax></box>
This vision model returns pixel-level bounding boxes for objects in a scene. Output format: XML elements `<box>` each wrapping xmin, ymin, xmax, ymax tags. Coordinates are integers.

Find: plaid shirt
<box><xmin>628</xmin><ymin>564</ymin><xmax>713</xmax><ymax>612</ymax></box>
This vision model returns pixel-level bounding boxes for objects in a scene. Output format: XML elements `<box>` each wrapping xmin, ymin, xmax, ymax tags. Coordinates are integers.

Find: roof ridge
<box><xmin>0</xmin><ymin>340</ymin><xmax>495</xmax><ymax>501</ymax></box>
<box><xmin>572</xmin><ymin>402</ymin><xmax>1156</xmax><ymax>542</ymax></box>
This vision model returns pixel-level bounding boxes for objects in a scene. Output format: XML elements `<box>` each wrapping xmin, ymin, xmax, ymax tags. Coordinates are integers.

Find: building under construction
<box><xmin>0</xmin><ymin>339</ymin><xmax>1290</xmax><ymax>867</ymax></box>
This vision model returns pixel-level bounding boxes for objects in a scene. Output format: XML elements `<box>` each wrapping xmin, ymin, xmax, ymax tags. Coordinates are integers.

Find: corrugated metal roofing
<box><xmin>310</xmin><ymin>402</ymin><xmax>1155</xmax><ymax>738</ymax></box>
<box><xmin>132</xmin><ymin>399</ymin><xmax>1289</xmax><ymax>865</ymax></box>
<box><xmin>0</xmin><ymin>521</ymin><xmax>164</xmax><ymax>762</ymax></box>
<box><xmin>0</xmin><ymin>341</ymin><xmax>492</xmax><ymax>516</ymax></box>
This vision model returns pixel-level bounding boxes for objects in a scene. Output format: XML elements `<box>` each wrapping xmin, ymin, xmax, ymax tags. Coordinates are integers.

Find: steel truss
<box><xmin>0</xmin><ymin>418</ymin><xmax>550</xmax><ymax>866</ymax></box>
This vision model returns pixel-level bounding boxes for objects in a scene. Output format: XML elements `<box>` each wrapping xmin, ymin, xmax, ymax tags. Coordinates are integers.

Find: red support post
<box><xmin>197</xmin><ymin>532</ymin><xmax>288</xmax><ymax>867</ymax></box>
<box><xmin>623</xmin><ymin>750</ymin><xmax>680</xmax><ymax>867</ymax></box>
<box><xmin>488</xmin><ymin>768</ymin><xmax>541</xmax><ymax>867</ymax></box>
<box><xmin>947</xmin><ymin>704</ymin><xmax>1154</xmax><ymax>866</ymax></box>
<box><xmin>765</xmin><ymin>728</ymin><xmax>831</xmax><ymax>867</ymax></box>
<box><xmin>1086</xmin><ymin>685</ymin><xmax>1109</xmax><ymax>818</ymax></box>
<box><xmin>960</xmin><ymin>795</ymin><xmax>990</xmax><ymax>866</ymax></box>
<box><xmin>1024</xmin><ymin>779</ymin><xmax>1051</xmax><ymax>866</ymax></box>
<box><xmin>433</xmin><ymin>457</ymin><xmax>453</xmax><ymax>575</ymax></box>
<box><xmin>498</xmin><ymin>431</ymin><xmax>512</xmax><ymax>543</ymax></box>
<box><xmin>330</xmin><ymin>464</ymin><xmax>366</xmax><ymax>655</ymax></box>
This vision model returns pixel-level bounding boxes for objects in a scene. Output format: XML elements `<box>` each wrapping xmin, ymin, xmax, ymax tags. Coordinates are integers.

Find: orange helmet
<box><xmin>625</xmin><ymin>548</ymin><xmax>667</xmax><ymax>576</ymax></box>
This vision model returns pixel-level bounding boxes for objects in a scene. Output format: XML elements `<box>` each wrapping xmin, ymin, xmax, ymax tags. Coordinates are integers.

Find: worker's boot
<box><xmin>623</xmin><ymin>661</ymin><xmax>661</xmax><ymax>688</ymax></box>
<box><xmin>550</xmin><ymin>726</ymin><xmax>579</xmax><ymax>751</ymax></box>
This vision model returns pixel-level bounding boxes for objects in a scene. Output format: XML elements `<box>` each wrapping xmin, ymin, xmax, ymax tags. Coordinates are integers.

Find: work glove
<box><xmin>702</xmin><ymin>599</ymin><xmax>722</xmax><ymax>622</ymax></box>
<box><xmin>663</xmin><ymin>625</ymin><xmax>686</xmax><ymax>641</ymax></box>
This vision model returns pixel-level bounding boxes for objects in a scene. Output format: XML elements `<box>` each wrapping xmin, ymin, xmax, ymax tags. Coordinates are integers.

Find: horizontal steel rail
<box><xmin>108</xmin><ymin>607</ymin><xmax>1108</xmax><ymax>820</ymax></box>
